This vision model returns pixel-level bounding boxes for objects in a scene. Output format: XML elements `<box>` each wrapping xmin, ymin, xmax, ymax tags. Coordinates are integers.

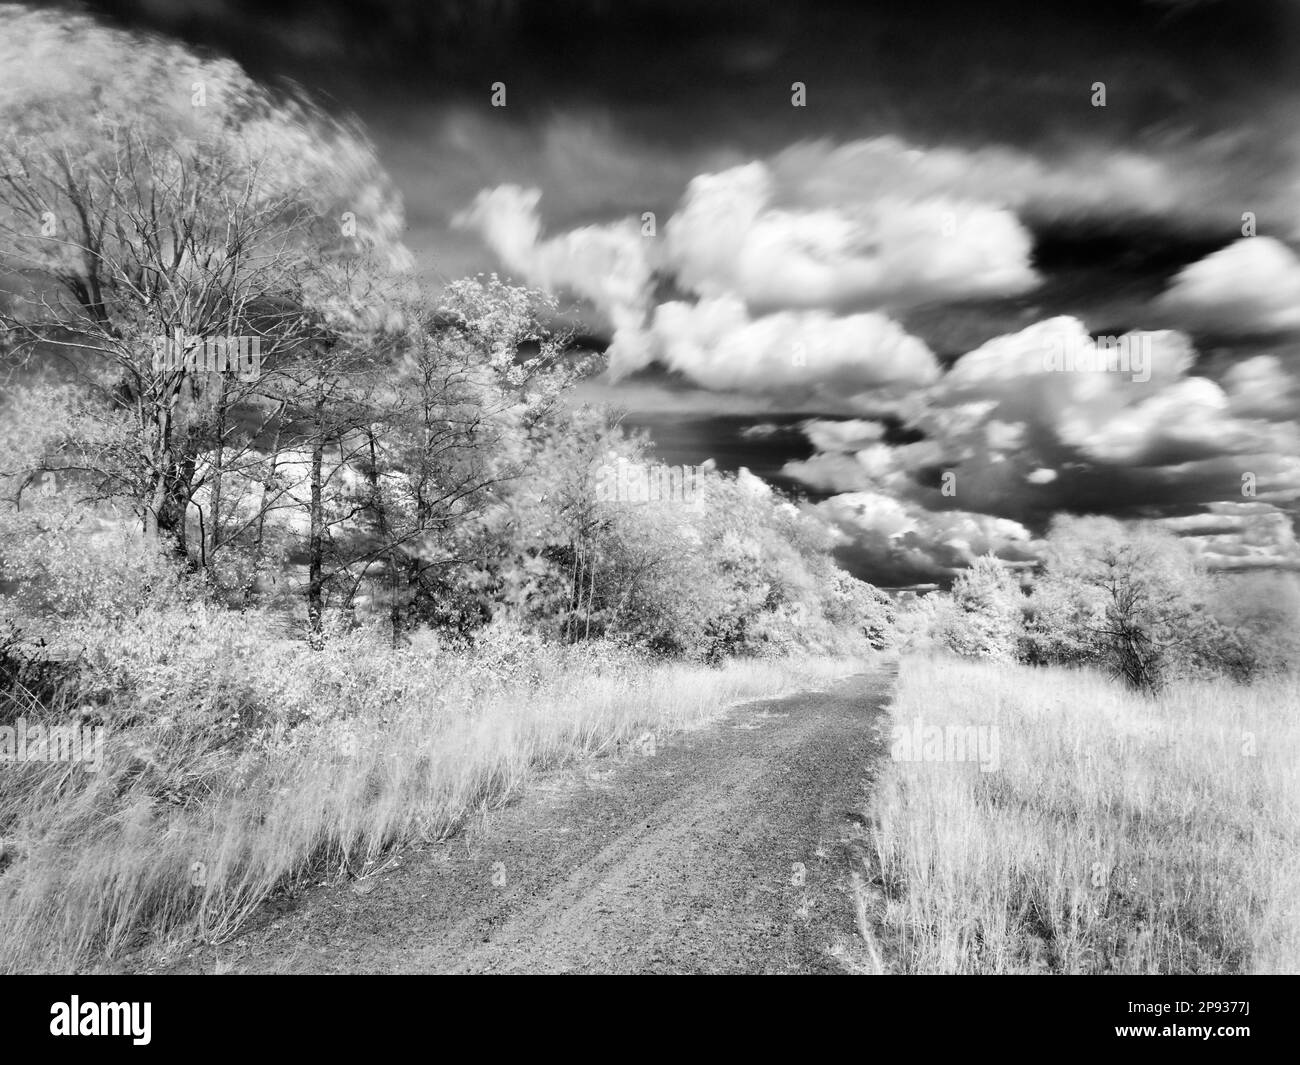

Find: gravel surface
<box><xmin>141</xmin><ymin>665</ymin><xmax>896</xmax><ymax>975</ymax></box>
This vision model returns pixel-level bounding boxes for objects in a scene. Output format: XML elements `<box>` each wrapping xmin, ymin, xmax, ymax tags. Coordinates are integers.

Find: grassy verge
<box><xmin>857</xmin><ymin>653</ymin><xmax>1300</xmax><ymax>973</ymax></box>
<box><xmin>0</xmin><ymin>607</ymin><xmax>869</xmax><ymax>973</ymax></box>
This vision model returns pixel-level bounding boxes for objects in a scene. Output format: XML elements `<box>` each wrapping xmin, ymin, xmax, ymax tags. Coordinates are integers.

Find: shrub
<box><xmin>938</xmin><ymin>555</ymin><xmax>1023</xmax><ymax>662</ymax></box>
<box><xmin>0</xmin><ymin>500</ymin><xmax>191</xmax><ymax>624</ymax></box>
<box><xmin>1020</xmin><ymin>570</ymin><xmax>1103</xmax><ymax>667</ymax></box>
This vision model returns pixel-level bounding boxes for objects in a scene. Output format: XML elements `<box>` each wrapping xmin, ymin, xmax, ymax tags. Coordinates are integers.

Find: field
<box><xmin>858</xmin><ymin>654</ymin><xmax>1300</xmax><ymax>974</ymax></box>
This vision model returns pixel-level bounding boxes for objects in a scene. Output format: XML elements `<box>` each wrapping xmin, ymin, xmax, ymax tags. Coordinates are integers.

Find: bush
<box><xmin>0</xmin><ymin>500</ymin><xmax>191</xmax><ymax>624</ymax></box>
<box><xmin>0</xmin><ymin>617</ymin><xmax>82</xmax><ymax>726</ymax></box>
<box><xmin>1009</xmin><ymin>516</ymin><xmax>1297</xmax><ymax>691</ymax></box>
<box><xmin>938</xmin><ymin>555</ymin><xmax>1023</xmax><ymax>662</ymax></box>
<box><xmin>1201</xmin><ymin>572</ymin><xmax>1300</xmax><ymax>678</ymax></box>
<box><xmin>1020</xmin><ymin>570</ymin><xmax>1103</xmax><ymax>667</ymax></box>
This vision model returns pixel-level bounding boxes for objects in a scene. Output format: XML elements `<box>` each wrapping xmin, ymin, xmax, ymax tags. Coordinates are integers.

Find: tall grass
<box><xmin>860</xmin><ymin>653</ymin><xmax>1300</xmax><ymax>973</ymax></box>
<box><xmin>0</xmin><ymin>607</ymin><xmax>868</xmax><ymax>973</ymax></box>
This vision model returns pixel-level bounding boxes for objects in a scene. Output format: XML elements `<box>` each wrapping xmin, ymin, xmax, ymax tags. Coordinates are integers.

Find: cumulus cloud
<box><xmin>934</xmin><ymin>317</ymin><xmax>1193</xmax><ymax>406</ymax></box>
<box><xmin>1222</xmin><ymin>354</ymin><xmax>1299</xmax><ymax>418</ymax></box>
<box><xmin>453</xmin><ymin>137</ymin><xmax>1300</xmax><ymax>583</ymax></box>
<box><xmin>907</xmin><ymin>316</ymin><xmax>1298</xmax><ymax>485</ymax></box>
<box><xmin>646</xmin><ymin>295</ymin><xmax>940</xmax><ymax>393</ymax></box>
<box><xmin>1157</xmin><ymin>237</ymin><xmax>1300</xmax><ymax>335</ymax></box>
<box><xmin>454</xmin><ymin>129</ymin><xmax>1300</xmax><ymax>411</ymax></box>
<box><xmin>783</xmin><ymin>445</ymin><xmax>901</xmax><ymax>494</ymax></box>
<box><xmin>782</xmin><ymin>314</ymin><xmax>1300</xmax><ymax>550</ymax></box>
<box><xmin>814</xmin><ymin>491</ymin><xmax>1038</xmax><ymax>585</ymax></box>
<box><xmin>1060</xmin><ymin>376</ymin><xmax>1297</xmax><ymax>466</ymax></box>
<box><xmin>663</xmin><ymin>161</ymin><xmax>1038</xmax><ymax>311</ymax></box>
<box><xmin>800</xmin><ymin>418</ymin><xmax>886</xmax><ymax>452</ymax></box>
<box><xmin>455</xmin><ymin>131</ymin><xmax>1061</xmax><ymax>393</ymax></box>
<box><xmin>453</xmin><ymin>184</ymin><xmax>656</xmax><ymax>368</ymax></box>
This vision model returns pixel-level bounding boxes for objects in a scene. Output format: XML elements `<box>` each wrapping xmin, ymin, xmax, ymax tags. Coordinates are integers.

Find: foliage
<box><xmin>937</xmin><ymin>554</ymin><xmax>1023</xmax><ymax>662</ymax></box>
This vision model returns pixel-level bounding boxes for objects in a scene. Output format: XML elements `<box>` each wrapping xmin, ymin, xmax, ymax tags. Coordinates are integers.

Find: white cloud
<box><xmin>1157</xmin><ymin>237</ymin><xmax>1300</xmax><ymax>335</ymax></box>
<box><xmin>782</xmin><ymin>314</ymin><xmax>1300</xmax><ymax>523</ymax></box>
<box><xmin>1156</xmin><ymin>502</ymin><xmax>1300</xmax><ymax>570</ymax></box>
<box><xmin>800</xmin><ymin>418</ymin><xmax>886</xmax><ymax>452</ymax></box>
<box><xmin>1060</xmin><ymin>376</ymin><xmax>1297</xmax><ymax>465</ymax></box>
<box><xmin>773</xmin><ymin>135</ymin><xmax>1283</xmax><ymax>235</ymax></box>
<box><xmin>1223</xmin><ymin>355</ymin><xmax>1298</xmax><ymax>418</ymax></box>
<box><xmin>783</xmin><ymin>445</ymin><xmax>901</xmax><ymax>494</ymax></box>
<box><xmin>647</xmin><ymin>295</ymin><xmax>940</xmax><ymax>393</ymax></box>
<box><xmin>663</xmin><ymin>161</ymin><xmax>1038</xmax><ymax>311</ymax></box>
<box><xmin>815</xmin><ymin>490</ymin><xmax>1038</xmax><ymax>582</ymax></box>
<box><xmin>452</xmin><ymin>184</ymin><xmax>655</xmax><ymax>369</ymax></box>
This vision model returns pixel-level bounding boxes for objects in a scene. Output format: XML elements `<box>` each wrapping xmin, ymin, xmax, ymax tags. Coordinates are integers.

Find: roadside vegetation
<box><xmin>0</xmin><ymin>610</ymin><xmax>864</xmax><ymax>972</ymax></box>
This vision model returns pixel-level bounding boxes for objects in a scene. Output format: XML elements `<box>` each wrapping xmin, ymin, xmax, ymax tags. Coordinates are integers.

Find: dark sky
<box><xmin>66</xmin><ymin>0</ymin><xmax>1300</xmax><ymax>264</ymax></box>
<box><xmin>20</xmin><ymin>0</ymin><xmax>1300</xmax><ymax>583</ymax></box>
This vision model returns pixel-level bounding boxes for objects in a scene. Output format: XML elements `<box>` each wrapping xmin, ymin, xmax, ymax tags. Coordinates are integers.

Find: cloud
<box><xmin>454</xmin><ymin>127</ymin><xmax>1300</xmax><ymax>407</ymax></box>
<box><xmin>452</xmin><ymin>135</ymin><xmax>1300</xmax><ymax>583</ymax></box>
<box><xmin>662</xmin><ymin>160</ymin><xmax>1038</xmax><ymax>311</ymax></box>
<box><xmin>1222</xmin><ymin>354</ymin><xmax>1299</xmax><ymax>417</ymax></box>
<box><xmin>1059</xmin><ymin>376</ymin><xmax>1297</xmax><ymax>466</ymax></box>
<box><xmin>456</xmin><ymin>154</ymin><xmax>1033</xmax><ymax>385</ymax></box>
<box><xmin>645</xmin><ymin>295</ymin><xmax>940</xmax><ymax>394</ymax></box>
<box><xmin>1156</xmin><ymin>501</ymin><xmax>1300</xmax><ymax>570</ymax></box>
<box><xmin>814</xmin><ymin>490</ymin><xmax>1038</xmax><ymax>584</ymax></box>
<box><xmin>454</xmin><ymin>131</ymin><xmax>1067</xmax><ymax>393</ymax></box>
<box><xmin>781</xmin><ymin>314</ymin><xmax>1300</xmax><ymax>539</ymax></box>
<box><xmin>453</xmin><ymin>184</ymin><xmax>656</xmax><ymax>368</ymax></box>
<box><xmin>910</xmin><ymin>317</ymin><xmax>1299</xmax><ymax>487</ymax></box>
<box><xmin>775</xmin><ymin>137</ymin><xmax>1204</xmax><ymax>231</ymax></box>
<box><xmin>457</xmin><ymin>196</ymin><xmax>951</xmax><ymax>387</ymax></box>
<box><xmin>799</xmin><ymin>418</ymin><xmax>886</xmax><ymax>452</ymax></box>
<box><xmin>783</xmin><ymin>445</ymin><xmax>901</xmax><ymax>494</ymax></box>
<box><xmin>1157</xmin><ymin>237</ymin><xmax>1300</xmax><ymax>335</ymax></box>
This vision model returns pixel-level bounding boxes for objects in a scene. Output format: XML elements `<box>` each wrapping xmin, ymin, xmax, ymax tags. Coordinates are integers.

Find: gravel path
<box><xmin>144</xmin><ymin>666</ymin><xmax>896</xmax><ymax>975</ymax></box>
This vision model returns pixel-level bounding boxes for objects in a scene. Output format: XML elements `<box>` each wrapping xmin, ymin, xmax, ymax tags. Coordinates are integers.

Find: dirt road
<box><xmin>148</xmin><ymin>666</ymin><xmax>896</xmax><ymax>974</ymax></box>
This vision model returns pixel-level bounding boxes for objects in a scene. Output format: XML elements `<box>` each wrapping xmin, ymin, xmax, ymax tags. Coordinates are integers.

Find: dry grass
<box><xmin>861</xmin><ymin>653</ymin><xmax>1300</xmax><ymax>973</ymax></box>
<box><xmin>0</xmin><ymin>607</ymin><xmax>868</xmax><ymax>973</ymax></box>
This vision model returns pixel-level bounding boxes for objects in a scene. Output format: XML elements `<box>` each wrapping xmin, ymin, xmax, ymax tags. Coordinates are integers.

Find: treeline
<box><xmin>898</xmin><ymin>516</ymin><xmax>1299</xmax><ymax>693</ymax></box>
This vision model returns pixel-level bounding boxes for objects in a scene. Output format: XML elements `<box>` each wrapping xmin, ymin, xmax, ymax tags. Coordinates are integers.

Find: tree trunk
<box><xmin>307</xmin><ymin>386</ymin><xmax>326</xmax><ymax>645</ymax></box>
<box><xmin>242</xmin><ymin>420</ymin><xmax>283</xmax><ymax>606</ymax></box>
<box><xmin>205</xmin><ymin>374</ymin><xmax>229</xmax><ymax>571</ymax></box>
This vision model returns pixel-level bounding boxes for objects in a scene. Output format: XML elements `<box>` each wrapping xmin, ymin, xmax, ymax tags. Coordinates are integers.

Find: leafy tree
<box><xmin>340</xmin><ymin>277</ymin><xmax>581</xmax><ymax>642</ymax></box>
<box><xmin>939</xmin><ymin>554</ymin><xmax>1023</xmax><ymax>662</ymax></box>
<box><xmin>1034</xmin><ymin>516</ymin><xmax>1216</xmax><ymax>693</ymax></box>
